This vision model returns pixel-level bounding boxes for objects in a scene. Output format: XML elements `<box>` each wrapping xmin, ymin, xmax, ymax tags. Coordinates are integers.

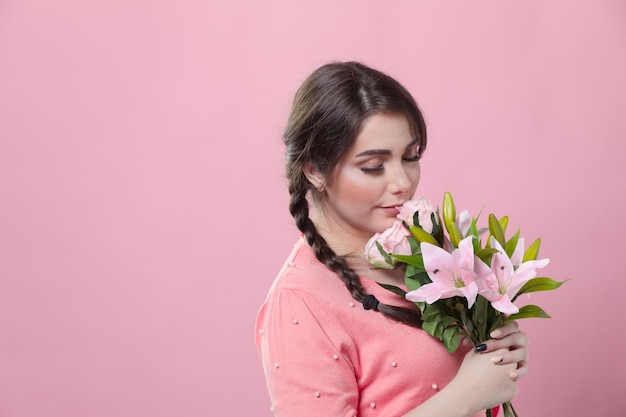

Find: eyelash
<box><xmin>360</xmin><ymin>155</ymin><xmax>421</xmax><ymax>173</ymax></box>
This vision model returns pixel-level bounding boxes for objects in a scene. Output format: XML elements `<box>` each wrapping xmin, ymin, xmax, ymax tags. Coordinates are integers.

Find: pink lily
<box><xmin>406</xmin><ymin>236</ymin><xmax>479</xmax><ymax>308</ymax></box>
<box><xmin>475</xmin><ymin>238</ymin><xmax>550</xmax><ymax>314</ymax></box>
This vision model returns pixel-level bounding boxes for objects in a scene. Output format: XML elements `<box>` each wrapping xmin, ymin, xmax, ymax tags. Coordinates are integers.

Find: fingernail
<box><xmin>475</xmin><ymin>343</ymin><xmax>487</xmax><ymax>352</ymax></box>
<box><xmin>490</xmin><ymin>329</ymin><xmax>502</xmax><ymax>338</ymax></box>
<box><xmin>492</xmin><ymin>356</ymin><xmax>504</xmax><ymax>364</ymax></box>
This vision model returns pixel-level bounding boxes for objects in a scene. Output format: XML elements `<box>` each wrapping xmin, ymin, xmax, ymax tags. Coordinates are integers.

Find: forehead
<box><xmin>348</xmin><ymin>113</ymin><xmax>414</xmax><ymax>153</ymax></box>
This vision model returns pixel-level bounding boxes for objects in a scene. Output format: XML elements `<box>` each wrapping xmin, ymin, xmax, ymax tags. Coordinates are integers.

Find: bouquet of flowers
<box><xmin>364</xmin><ymin>192</ymin><xmax>566</xmax><ymax>417</ymax></box>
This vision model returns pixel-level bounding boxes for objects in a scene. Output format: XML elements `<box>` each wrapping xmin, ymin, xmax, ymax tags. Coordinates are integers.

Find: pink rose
<box><xmin>397</xmin><ymin>197</ymin><xmax>436</xmax><ymax>233</ymax></box>
<box><xmin>364</xmin><ymin>220</ymin><xmax>411</xmax><ymax>269</ymax></box>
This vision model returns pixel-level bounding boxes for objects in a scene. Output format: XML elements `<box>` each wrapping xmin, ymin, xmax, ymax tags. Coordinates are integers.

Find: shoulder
<box><xmin>255</xmin><ymin>239</ymin><xmax>360</xmax><ymax>350</ymax></box>
<box><xmin>254</xmin><ymin>242</ymin><xmax>362</xmax><ymax>417</ymax></box>
<box><xmin>267</xmin><ymin>237</ymin><xmax>348</xmax><ymax>298</ymax></box>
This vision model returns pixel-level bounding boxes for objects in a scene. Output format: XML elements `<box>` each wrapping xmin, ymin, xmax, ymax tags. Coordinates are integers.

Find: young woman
<box><xmin>255</xmin><ymin>61</ymin><xmax>528</xmax><ymax>417</ymax></box>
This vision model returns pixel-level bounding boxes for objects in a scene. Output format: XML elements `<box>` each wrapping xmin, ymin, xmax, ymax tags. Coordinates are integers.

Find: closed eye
<box><xmin>360</xmin><ymin>164</ymin><xmax>384</xmax><ymax>173</ymax></box>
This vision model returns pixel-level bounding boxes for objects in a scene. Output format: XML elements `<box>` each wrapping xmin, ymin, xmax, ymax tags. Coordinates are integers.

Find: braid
<box><xmin>289</xmin><ymin>180</ymin><xmax>368</xmax><ymax>302</ymax></box>
<box><xmin>289</xmin><ymin>178</ymin><xmax>422</xmax><ymax>329</ymax></box>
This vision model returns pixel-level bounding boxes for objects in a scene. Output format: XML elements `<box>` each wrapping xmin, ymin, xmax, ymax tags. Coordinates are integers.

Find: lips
<box><xmin>381</xmin><ymin>204</ymin><xmax>402</xmax><ymax>216</ymax></box>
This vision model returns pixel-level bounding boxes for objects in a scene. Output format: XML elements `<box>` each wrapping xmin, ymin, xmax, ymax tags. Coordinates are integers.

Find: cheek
<box><xmin>410</xmin><ymin>164</ymin><xmax>421</xmax><ymax>190</ymax></box>
<box><xmin>338</xmin><ymin>170</ymin><xmax>382</xmax><ymax>201</ymax></box>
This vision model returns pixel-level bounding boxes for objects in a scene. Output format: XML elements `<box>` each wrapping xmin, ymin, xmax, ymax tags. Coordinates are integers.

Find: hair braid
<box><xmin>288</xmin><ymin>178</ymin><xmax>368</xmax><ymax>301</ymax></box>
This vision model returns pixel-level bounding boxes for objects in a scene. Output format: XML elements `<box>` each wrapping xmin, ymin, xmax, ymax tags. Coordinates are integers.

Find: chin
<box><xmin>375</xmin><ymin>218</ymin><xmax>397</xmax><ymax>232</ymax></box>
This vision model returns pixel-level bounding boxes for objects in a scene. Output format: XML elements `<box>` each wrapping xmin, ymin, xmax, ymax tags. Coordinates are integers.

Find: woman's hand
<box><xmin>403</xmin><ymin>322</ymin><xmax>529</xmax><ymax>417</ymax></box>
<box><xmin>444</xmin><ymin>321</ymin><xmax>529</xmax><ymax>414</ymax></box>
<box><xmin>471</xmin><ymin>321</ymin><xmax>529</xmax><ymax>381</ymax></box>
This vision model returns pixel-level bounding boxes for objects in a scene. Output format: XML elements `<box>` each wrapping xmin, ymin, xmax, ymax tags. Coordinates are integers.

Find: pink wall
<box><xmin>1</xmin><ymin>1</ymin><xmax>625</xmax><ymax>416</ymax></box>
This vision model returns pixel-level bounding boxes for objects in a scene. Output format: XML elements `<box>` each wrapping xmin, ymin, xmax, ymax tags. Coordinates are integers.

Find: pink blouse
<box><xmin>256</xmin><ymin>237</ymin><xmax>484</xmax><ymax>417</ymax></box>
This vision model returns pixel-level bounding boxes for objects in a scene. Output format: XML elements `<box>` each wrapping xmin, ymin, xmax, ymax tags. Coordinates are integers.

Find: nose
<box><xmin>388</xmin><ymin>164</ymin><xmax>412</xmax><ymax>195</ymax></box>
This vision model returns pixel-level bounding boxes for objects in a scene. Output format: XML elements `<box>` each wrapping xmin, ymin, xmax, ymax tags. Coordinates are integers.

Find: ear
<box><xmin>303</xmin><ymin>162</ymin><xmax>326</xmax><ymax>191</ymax></box>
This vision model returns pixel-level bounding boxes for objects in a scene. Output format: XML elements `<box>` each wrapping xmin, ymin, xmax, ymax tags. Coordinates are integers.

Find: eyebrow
<box><xmin>354</xmin><ymin>138</ymin><xmax>419</xmax><ymax>157</ymax></box>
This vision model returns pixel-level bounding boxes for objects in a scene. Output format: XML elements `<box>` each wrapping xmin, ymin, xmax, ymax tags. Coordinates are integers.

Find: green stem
<box><xmin>458</xmin><ymin>325</ymin><xmax>476</xmax><ymax>347</ymax></box>
<box><xmin>502</xmin><ymin>401</ymin><xmax>518</xmax><ymax>417</ymax></box>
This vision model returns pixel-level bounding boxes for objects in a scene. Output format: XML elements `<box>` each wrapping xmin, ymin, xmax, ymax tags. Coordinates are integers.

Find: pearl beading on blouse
<box><xmin>258</xmin><ymin>290</ymin><xmax>449</xmax><ymax>415</ymax></box>
<box><xmin>256</xmin><ymin>238</ymin><xmax>475</xmax><ymax>417</ymax></box>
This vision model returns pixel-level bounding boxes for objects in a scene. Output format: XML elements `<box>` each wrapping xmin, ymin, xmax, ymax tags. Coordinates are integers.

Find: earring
<box><xmin>318</xmin><ymin>184</ymin><xmax>325</xmax><ymax>193</ymax></box>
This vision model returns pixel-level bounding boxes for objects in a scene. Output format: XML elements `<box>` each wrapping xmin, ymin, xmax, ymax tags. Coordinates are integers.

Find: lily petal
<box><xmin>410</xmin><ymin>236</ymin><xmax>479</xmax><ymax>307</ymax></box>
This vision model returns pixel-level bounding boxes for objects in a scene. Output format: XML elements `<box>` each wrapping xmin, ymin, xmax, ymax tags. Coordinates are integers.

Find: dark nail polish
<box><xmin>475</xmin><ymin>343</ymin><xmax>487</xmax><ymax>352</ymax></box>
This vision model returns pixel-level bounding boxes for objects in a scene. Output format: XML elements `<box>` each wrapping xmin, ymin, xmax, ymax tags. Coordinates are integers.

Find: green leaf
<box><xmin>375</xmin><ymin>241</ymin><xmax>394</xmax><ymax>267</ymax></box>
<box><xmin>504</xmin><ymin>304</ymin><xmax>552</xmax><ymax>322</ymax></box>
<box><xmin>431</xmin><ymin>212</ymin><xmax>445</xmax><ymax>246</ymax></box>
<box><xmin>422</xmin><ymin>319</ymin><xmax>443</xmax><ymax>338</ymax></box>
<box><xmin>408</xmin><ymin>236</ymin><xmax>421</xmax><ymax>254</ymax></box>
<box><xmin>460</xmin><ymin>307</ymin><xmax>473</xmax><ymax>335</ymax></box>
<box><xmin>505</xmin><ymin>229</ymin><xmax>521</xmax><ymax>258</ymax></box>
<box><xmin>405</xmin><ymin>267</ymin><xmax>429</xmax><ymax>285</ymax></box>
<box><xmin>442</xmin><ymin>315</ymin><xmax>458</xmax><ymax>328</ymax></box>
<box><xmin>391</xmin><ymin>254</ymin><xmax>424</xmax><ymax>269</ymax></box>
<box><xmin>420</xmin><ymin>305</ymin><xmax>444</xmax><ymax>321</ymax></box>
<box><xmin>405</xmin><ymin>276</ymin><xmax>422</xmax><ymax>291</ymax></box>
<box><xmin>488</xmin><ymin>214</ymin><xmax>506</xmax><ymax>248</ymax></box>
<box><xmin>468</xmin><ymin>220</ymin><xmax>481</xmax><ymax>252</ymax></box>
<box><xmin>512</xmin><ymin>277</ymin><xmax>569</xmax><ymax>301</ymax></box>
<box><xmin>377</xmin><ymin>283</ymin><xmax>407</xmax><ymax>297</ymax></box>
<box><xmin>473</xmin><ymin>295</ymin><xmax>490</xmax><ymax>341</ymax></box>
<box><xmin>475</xmin><ymin>247</ymin><xmax>499</xmax><ymax>264</ymax></box>
<box><xmin>443</xmin><ymin>326</ymin><xmax>460</xmax><ymax>353</ymax></box>
<box><xmin>405</xmin><ymin>264</ymin><xmax>418</xmax><ymax>279</ymax></box>
<box><xmin>467</xmin><ymin>217</ymin><xmax>479</xmax><ymax>239</ymax></box>
<box><xmin>488</xmin><ymin>314</ymin><xmax>505</xmax><ymax>335</ymax></box>
<box><xmin>523</xmin><ymin>238</ymin><xmax>541</xmax><ymax>262</ymax></box>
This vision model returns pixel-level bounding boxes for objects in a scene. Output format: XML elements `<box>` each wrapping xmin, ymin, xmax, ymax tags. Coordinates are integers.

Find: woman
<box><xmin>255</xmin><ymin>61</ymin><xmax>528</xmax><ymax>417</ymax></box>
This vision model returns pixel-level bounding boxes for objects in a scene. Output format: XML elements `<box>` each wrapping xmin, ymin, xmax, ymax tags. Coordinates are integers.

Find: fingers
<box><xmin>475</xmin><ymin>347</ymin><xmax>528</xmax><ymax>381</ymax></box>
<box><xmin>511</xmin><ymin>359</ymin><xmax>528</xmax><ymax>380</ymax></box>
<box><xmin>486</xmin><ymin>330</ymin><xmax>528</xmax><ymax>352</ymax></box>
<box><xmin>474</xmin><ymin>334</ymin><xmax>525</xmax><ymax>354</ymax></box>
<box><xmin>474</xmin><ymin>322</ymin><xmax>528</xmax><ymax>353</ymax></box>
<box><xmin>489</xmin><ymin>321</ymin><xmax>519</xmax><ymax>339</ymax></box>
<box><xmin>455</xmin><ymin>350</ymin><xmax>521</xmax><ymax>410</ymax></box>
<box><xmin>491</xmin><ymin>353</ymin><xmax>527</xmax><ymax>381</ymax></box>
<box><xmin>472</xmin><ymin>321</ymin><xmax>530</xmax><ymax>381</ymax></box>
<box><xmin>489</xmin><ymin>346</ymin><xmax>527</xmax><ymax>367</ymax></box>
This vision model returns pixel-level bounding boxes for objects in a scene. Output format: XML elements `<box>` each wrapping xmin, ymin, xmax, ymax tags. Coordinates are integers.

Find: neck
<box><xmin>310</xmin><ymin>213</ymin><xmax>369</xmax><ymax>264</ymax></box>
<box><xmin>310</xmin><ymin>214</ymin><xmax>406</xmax><ymax>287</ymax></box>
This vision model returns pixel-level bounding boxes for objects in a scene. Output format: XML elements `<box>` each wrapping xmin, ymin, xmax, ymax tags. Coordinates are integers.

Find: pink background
<box><xmin>1</xmin><ymin>1</ymin><xmax>625</xmax><ymax>416</ymax></box>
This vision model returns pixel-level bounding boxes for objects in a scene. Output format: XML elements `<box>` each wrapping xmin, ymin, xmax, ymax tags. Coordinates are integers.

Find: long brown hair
<box><xmin>284</xmin><ymin>61</ymin><xmax>426</xmax><ymax>328</ymax></box>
